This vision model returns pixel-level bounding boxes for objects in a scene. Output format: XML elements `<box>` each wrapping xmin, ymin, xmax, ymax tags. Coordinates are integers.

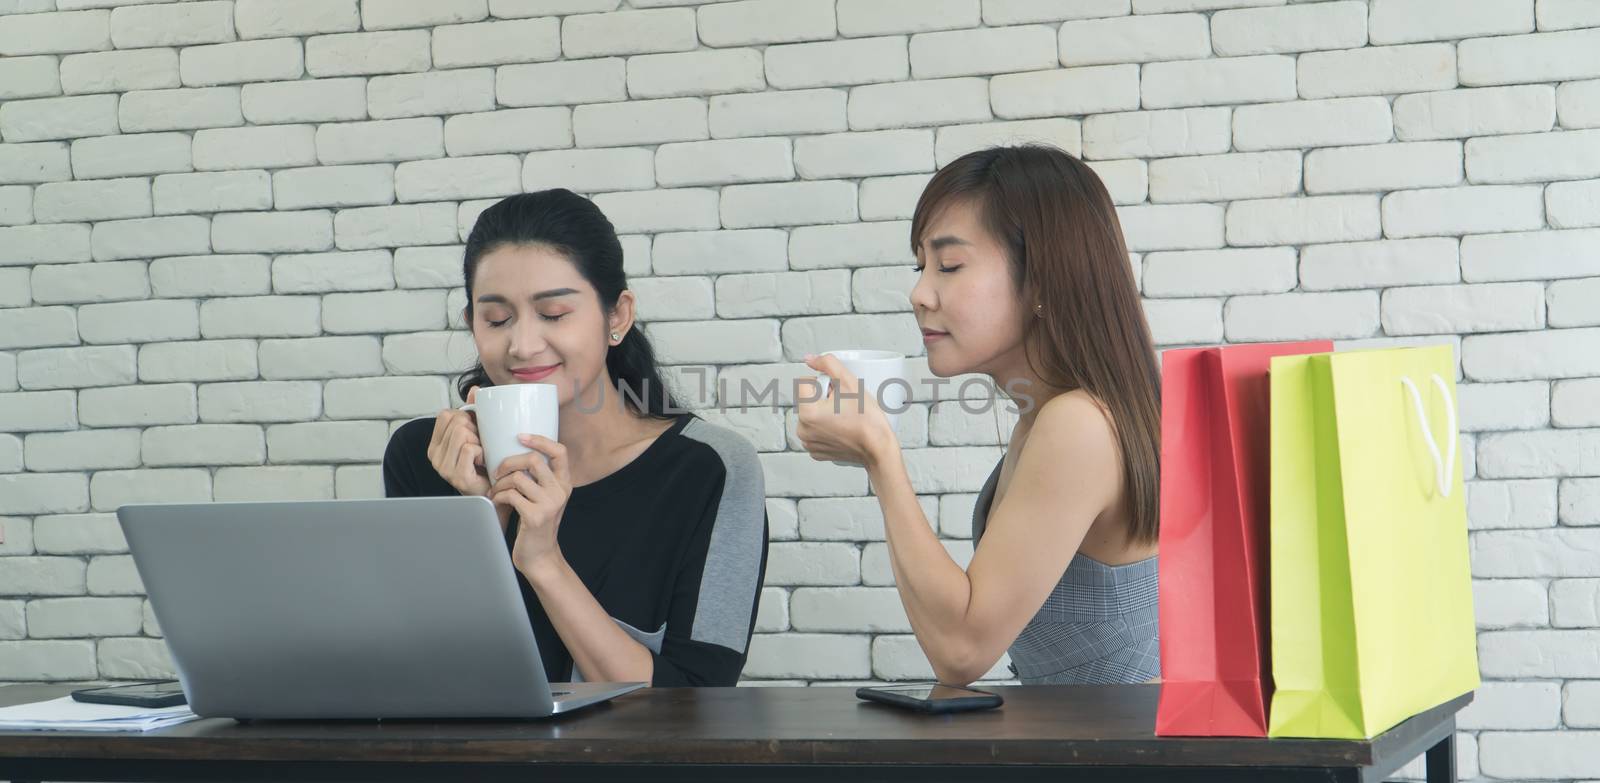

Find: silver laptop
<box><xmin>117</xmin><ymin>496</ymin><xmax>645</xmax><ymax>720</ymax></box>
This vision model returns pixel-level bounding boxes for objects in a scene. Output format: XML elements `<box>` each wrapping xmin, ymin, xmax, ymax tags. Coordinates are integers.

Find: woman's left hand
<box><xmin>795</xmin><ymin>353</ymin><xmax>899</xmax><ymax>468</ymax></box>
<box><xmin>490</xmin><ymin>435</ymin><xmax>572</xmax><ymax>578</ymax></box>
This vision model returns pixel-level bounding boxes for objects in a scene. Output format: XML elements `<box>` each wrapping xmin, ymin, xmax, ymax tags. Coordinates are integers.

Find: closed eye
<box><xmin>911</xmin><ymin>264</ymin><xmax>962</xmax><ymax>274</ymax></box>
<box><xmin>486</xmin><ymin>314</ymin><xmax>567</xmax><ymax>327</ymax></box>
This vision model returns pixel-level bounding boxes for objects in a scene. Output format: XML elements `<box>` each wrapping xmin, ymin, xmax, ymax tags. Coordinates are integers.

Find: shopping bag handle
<box><xmin>1400</xmin><ymin>374</ymin><xmax>1457</xmax><ymax>498</ymax></box>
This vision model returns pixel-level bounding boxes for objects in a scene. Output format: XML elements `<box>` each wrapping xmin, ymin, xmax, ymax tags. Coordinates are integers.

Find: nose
<box><xmin>909</xmin><ymin>267</ymin><xmax>937</xmax><ymax>314</ymax></box>
<box><xmin>507</xmin><ymin>316</ymin><xmax>549</xmax><ymax>359</ymax></box>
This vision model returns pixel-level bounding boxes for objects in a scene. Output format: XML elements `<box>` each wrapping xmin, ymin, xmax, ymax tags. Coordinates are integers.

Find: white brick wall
<box><xmin>1</xmin><ymin>3</ymin><xmax>1598</xmax><ymax>775</ymax></box>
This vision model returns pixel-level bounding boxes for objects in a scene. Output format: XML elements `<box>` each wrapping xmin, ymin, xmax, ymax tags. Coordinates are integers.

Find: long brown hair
<box><xmin>909</xmin><ymin>145</ymin><xmax>1162</xmax><ymax>545</ymax></box>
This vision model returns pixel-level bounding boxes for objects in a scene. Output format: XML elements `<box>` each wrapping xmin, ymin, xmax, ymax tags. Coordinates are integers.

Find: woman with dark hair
<box><xmin>794</xmin><ymin>145</ymin><xmax>1162</xmax><ymax>687</ymax></box>
<box><xmin>382</xmin><ymin>189</ymin><xmax>769</xmax><ymax>687</ymax></box>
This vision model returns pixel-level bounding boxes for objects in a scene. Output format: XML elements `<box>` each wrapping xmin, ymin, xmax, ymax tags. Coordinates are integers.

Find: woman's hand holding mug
<box><xmin>427</xmin><ymin>386</ymin><xmax>491</xmax><ymax>497</ymax></box>
<box><xmin>490</xmin><ymin>436</ymin><xmax>573</xmax><ymax>578</ymax></box>
<box><xmin>796</xmin><ymin>352</ymin><xmax>903</xmax><ymax>468</ymax></box>
<box><xmin>454</xmin><ymin>383</ymin><xmax>562</xmax><ymax>531</ymax></box>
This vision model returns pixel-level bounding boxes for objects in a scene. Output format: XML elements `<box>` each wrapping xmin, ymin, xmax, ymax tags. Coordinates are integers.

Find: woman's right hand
<box><xmin>427</xmin><ymin>386</ymin><xmax>491</xmax><ymax>498</ymax></box>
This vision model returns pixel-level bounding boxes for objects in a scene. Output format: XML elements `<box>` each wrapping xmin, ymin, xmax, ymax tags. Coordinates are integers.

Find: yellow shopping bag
<box><xmin>1267</xmin><ymin>344</ymin><xmax>1478</xmax><ymax>739</ymax></box>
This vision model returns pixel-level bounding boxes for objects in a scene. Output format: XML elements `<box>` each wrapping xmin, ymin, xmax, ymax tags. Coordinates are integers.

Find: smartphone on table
<box><xmin>856</xmin><ymin>683</ymin><xmax>1003</xmax><ymax>714</ymax></box>
<box><xmin>70</xmin><ymin>680</ymin><xmax>188</xmax><ymax>708</ymax></box>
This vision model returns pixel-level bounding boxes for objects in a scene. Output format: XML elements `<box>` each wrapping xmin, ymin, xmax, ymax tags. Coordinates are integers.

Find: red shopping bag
<box><xmin>1155</xmin><ymin>341</ymin><xmax>1332</xmax><ymax>737</ymax></box>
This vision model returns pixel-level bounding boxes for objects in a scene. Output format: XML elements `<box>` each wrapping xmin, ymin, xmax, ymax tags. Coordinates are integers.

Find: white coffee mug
<box><xmin>459</xmin><ymin>383</ymin><xmax>560</xmax><ymax>477</ymax></box>
<box><xmin>815</xmin><ymin>349</ymin><xmax>909</xmax><ymax>466</ymax></box>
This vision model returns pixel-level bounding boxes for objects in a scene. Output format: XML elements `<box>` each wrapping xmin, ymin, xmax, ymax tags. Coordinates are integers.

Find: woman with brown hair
<box><xmin>794</xmin><ymin>145</ymin><xmax>1161</xmax><ymax>687</ymax></box>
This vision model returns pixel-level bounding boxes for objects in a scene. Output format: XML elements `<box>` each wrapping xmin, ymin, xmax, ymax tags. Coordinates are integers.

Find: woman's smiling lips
<box><xmin>921</xmin><ymin>328</ymin><xmax>950</xmax><ymax>344</ymax></box>
<box><xmin>510</xmin><ymin>364</ymin><xmax>560</xmax><ymax>381</ymax></box>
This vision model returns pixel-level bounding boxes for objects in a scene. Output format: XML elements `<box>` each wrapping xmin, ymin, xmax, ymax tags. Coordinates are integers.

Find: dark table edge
<box><xmin>0</xmin><ymin>686</ymin><xmax>1471</xmax><ymax>774</ymax></box>
<box><xmin>0</xmin><ymin>759</ymin><xmax>1429</xmax><ymax>783</ymax></box>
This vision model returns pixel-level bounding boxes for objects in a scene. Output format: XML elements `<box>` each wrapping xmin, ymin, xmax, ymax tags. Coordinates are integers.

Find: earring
<box><xmin>610</xmin><ymin>332</ymin><xmax>621</xmax><ymax>343</ymax></box>
<box><xmin>1034</xmin><ymin>304</ymin><xmax>1044</xmax><ymax>318</ymax></box>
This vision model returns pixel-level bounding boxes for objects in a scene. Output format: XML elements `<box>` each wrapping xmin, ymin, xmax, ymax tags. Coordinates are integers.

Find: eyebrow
<box><xmin>925</xmin><ymin>235</ymin><xmax>972</xmax><ymax>251</ymax></box>
<box><xmin>475</xmin><ymin>289</ymin><xmax>579</xmax><ymax>304</ymax></box>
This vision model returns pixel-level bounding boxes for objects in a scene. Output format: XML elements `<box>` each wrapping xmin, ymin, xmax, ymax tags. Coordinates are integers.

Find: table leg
<box><xmin>1425</xmin><ymin>732</ymin><xmax>1457</xmax><ymax>783</ymax></box>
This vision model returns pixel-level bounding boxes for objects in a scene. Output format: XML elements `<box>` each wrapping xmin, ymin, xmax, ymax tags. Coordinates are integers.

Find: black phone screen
<box><xmin>71</xmin><ymin>680</ymin><xmax>187</xmax><ymax>706</ymax></box>
<box><xmin>871</xmin><ymin>684</ymin><xmax>994</xmax><ymax>701</ymax></box>
<box><xmin>83</xmin><ymin>681</ymin><xmax>183</xmax><ymax>698</ymax></box>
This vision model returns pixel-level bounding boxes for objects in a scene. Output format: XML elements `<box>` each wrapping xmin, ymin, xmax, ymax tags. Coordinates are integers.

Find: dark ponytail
<box><xmin>456</xmin><ymin>190</ymin><xmax>679</xmax><ymax>419</ymax></box>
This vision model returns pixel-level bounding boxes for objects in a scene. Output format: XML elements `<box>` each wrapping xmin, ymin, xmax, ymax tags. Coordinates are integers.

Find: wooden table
<box><xmin>0</xmin><ymin>683</ymin><xmax>1469</xmax><ymax>783</ymax></box>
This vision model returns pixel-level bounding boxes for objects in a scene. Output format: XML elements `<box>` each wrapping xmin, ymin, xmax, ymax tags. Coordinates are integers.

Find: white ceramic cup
<box><xmin>815</xmin><ymin>349</ymin><xmax>909</xmax><ymax>466</ymax></box>
<box><xmin>459</xmin><ymin>383</ymin><xmax>560</xmax><ymax>477</ymax></box>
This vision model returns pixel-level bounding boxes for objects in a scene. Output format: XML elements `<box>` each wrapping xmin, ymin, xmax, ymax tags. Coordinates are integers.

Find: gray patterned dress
<box><xmin>972</xmin><ymin>456</ymin><xmax>1161</xmax><ymax>684</ymax></box>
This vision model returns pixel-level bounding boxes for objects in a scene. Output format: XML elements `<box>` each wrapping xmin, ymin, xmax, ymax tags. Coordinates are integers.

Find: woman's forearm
<box><xmin>522</xmin><ymin>556</ymin><xmax>655</xmax><ymax>684</ymax></box>
<box><xmin>866</xmin><ymin>446</ymin><xmax>993</xmax><ymax>683</ymax></box>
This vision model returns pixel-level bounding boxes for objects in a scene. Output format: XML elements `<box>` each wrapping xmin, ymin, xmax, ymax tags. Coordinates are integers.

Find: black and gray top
<box><xmin>973</xmin><ymin>455</ymin><xmax>1160</xmax><ymax>685</ymax></box>
<box><xmin>382</xmin><ymin>412</ymin><xmax>768</xmax><ymax>687</ymax></box>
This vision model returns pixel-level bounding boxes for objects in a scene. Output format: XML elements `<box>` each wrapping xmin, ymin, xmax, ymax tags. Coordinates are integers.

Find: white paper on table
<box><xmin>0</xmin><ymin>696</ymin><xmax>201</xmax><ymax>732</ymax></box>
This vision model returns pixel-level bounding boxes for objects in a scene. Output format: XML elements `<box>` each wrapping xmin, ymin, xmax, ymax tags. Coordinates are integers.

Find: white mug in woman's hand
<box><xmin>815</xmin><ymin>349</ymin><xmax>908</xmax><ymax>466</ymax></box>
<box><xmin>460</xmin><ymin>383</ymin><xmax>560</xmax><ymax>477</ymax></box>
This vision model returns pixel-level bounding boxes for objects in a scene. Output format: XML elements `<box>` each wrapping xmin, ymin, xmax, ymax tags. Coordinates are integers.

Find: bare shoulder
<box><xmin>1024</xmin><ymin>390</ymin><xmax>1118</xmax><ymax>460</ymax></box>
<box><xmin>1004</xmin><ymin>390</ymin><xmax>1124</xmax><ymax>527</ymax></box>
